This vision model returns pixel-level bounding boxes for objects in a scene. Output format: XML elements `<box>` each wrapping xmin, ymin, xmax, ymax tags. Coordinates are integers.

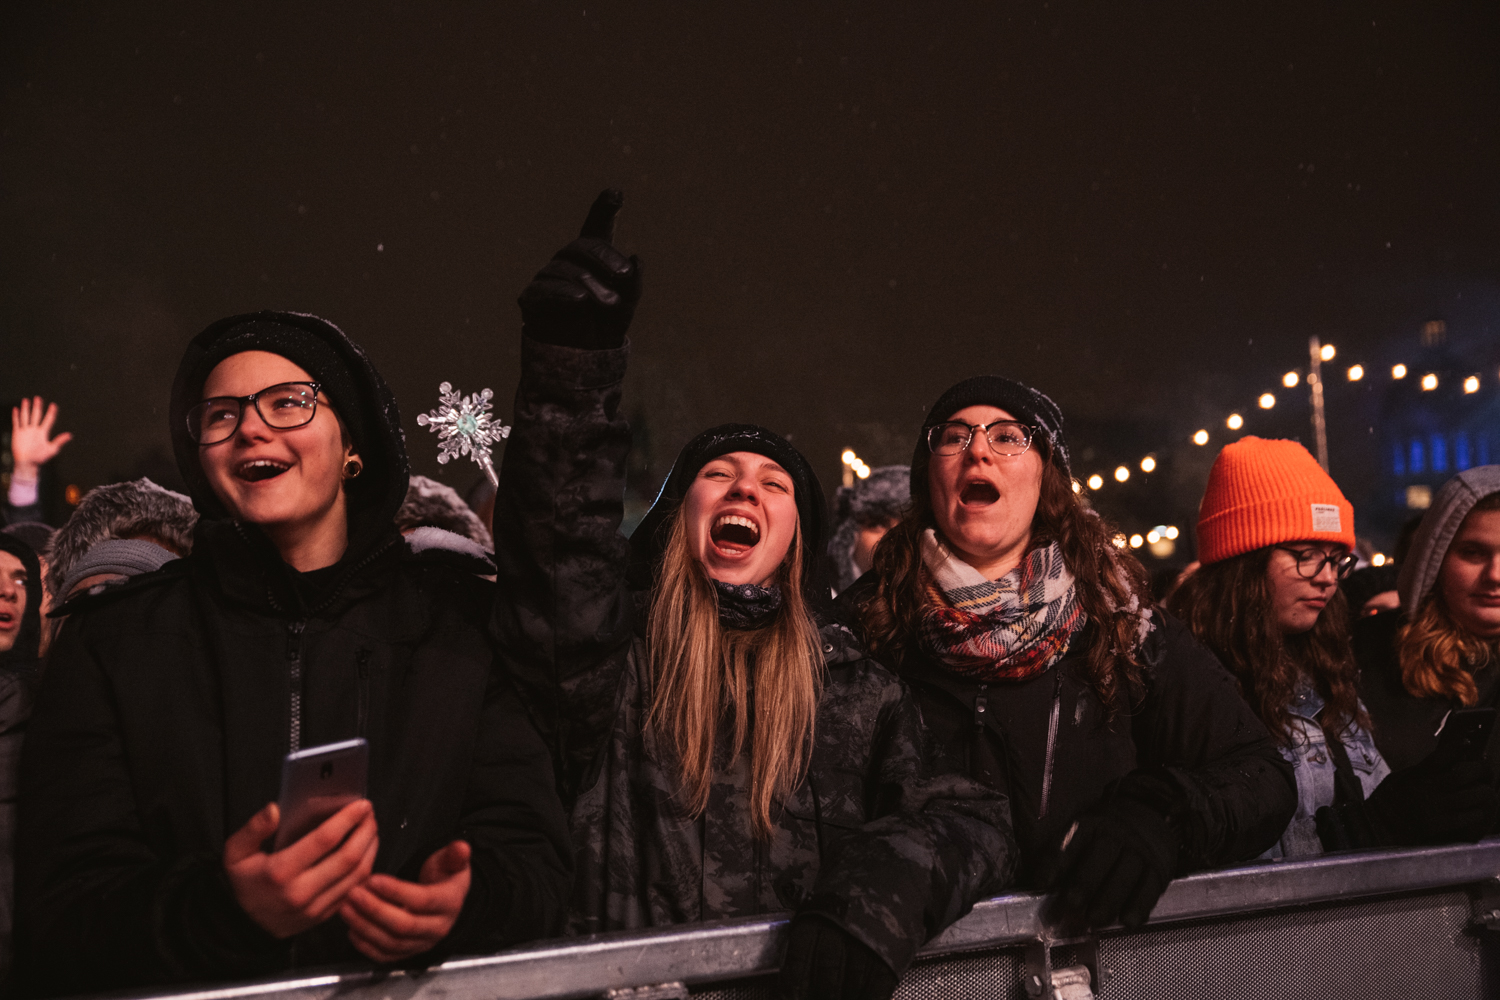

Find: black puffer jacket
<box><xmin>837</xmin><ymin>576</ymin><xmax>1296</xmax><ymax>883</ymax></box>
<box><xmin>16</xmin><ymin>313</ymin><xmax>571</xmax><ymax>997</ymax></box>
<box><xmin>492</xmin><ymin>338</ymin><xmax>1015</xmax><ymax>976</ymax></box>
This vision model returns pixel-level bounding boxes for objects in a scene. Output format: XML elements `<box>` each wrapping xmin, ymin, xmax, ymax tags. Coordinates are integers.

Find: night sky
<box><xmin>3</xmin><ymin>2</ymin><xmax>1497</xmax><ymax>541</ymax></box>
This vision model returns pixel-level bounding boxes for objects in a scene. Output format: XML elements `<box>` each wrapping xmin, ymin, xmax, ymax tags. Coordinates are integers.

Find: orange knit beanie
<box><xmin>1196</xmin><ymin>436</ymin><xmax>1356</xmax><ymax>564</ymax></box>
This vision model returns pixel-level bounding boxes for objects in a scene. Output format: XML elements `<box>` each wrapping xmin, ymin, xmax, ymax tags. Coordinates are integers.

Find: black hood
<box><xmin>0</xmin><ymin>531</ymin><xmax>43</xmax><ymax>669</ymax></box>
<box><xmin>169</xmin><ymin>311</ymin><xmax>411</xmax><ymax>539</ymax></box>
<box><xmin>627</xmin><ymin>423</ymin><xmax>829</xmax><ymax>606</ymax></box>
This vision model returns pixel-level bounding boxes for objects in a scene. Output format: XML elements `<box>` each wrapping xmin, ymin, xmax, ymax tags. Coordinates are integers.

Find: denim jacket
<box><xmin>1264</xmin><ymin>685</ymin><xmax>1391</xmax><ymax>859</ymax></box>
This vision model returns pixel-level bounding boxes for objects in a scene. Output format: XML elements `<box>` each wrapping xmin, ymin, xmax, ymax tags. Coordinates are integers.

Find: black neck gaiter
<box><xmin>713</xmin><ymin>579</ymin><xmax>783</xmax><ymax>631</ymax></box>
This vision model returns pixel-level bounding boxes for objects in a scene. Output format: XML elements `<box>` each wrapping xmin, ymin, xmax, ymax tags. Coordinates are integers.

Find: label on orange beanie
<box><xmin>1311</xmin><ymin>504</ymin><xmax>1342</xmax><ymax>533</ymax></box>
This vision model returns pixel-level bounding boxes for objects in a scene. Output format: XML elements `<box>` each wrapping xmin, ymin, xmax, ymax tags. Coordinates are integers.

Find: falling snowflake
<box><xmin>416</xmin><ymin>381</ymin><xmax>510</xmax><ymax>487</ymax></box>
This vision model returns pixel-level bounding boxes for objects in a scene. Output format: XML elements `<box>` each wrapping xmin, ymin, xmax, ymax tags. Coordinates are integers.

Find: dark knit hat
<box><xmin>628</xmin><ymin>423</ymin><xmax>829</xmax><ymax>603</ymax></box>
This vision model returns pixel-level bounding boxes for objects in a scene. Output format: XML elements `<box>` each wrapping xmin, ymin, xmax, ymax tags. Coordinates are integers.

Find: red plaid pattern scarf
<box><xmin>917</xmin><ymin>531</ymin><xmax>1086</xmax><ymax>681</ymax></box>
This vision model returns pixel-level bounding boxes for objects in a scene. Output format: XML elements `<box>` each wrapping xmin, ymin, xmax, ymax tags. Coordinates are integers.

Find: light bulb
<box><xmin>1347</xmin><ymin>364</ymin><xmax>1364</xmax><ymax>381</ymax></box>
<box><xmin>1283</xmin><ymin>371</ymin><xmax>1299</xmax><ymax>388</ymax></box>
<box><xmin>1227</xmin><ymin>413</ymin><xmax>1244</xmax><ymax>430</ymax></box>
<box><xmin>1192</xmin><ymin>429</ymin><xmax>1209</xmax><ymax>445</ymax></box>
<box><xmin>1258</xmin><ymin>393</ymin><xmax>1275</xmax><ymax>409</ymax></box>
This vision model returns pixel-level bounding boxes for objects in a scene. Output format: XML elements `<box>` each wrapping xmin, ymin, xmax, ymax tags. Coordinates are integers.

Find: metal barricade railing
<box><xmin>84</xmin><ymin>841</ymin><xmax>1500</xmax><ymax>1000</ymax></box>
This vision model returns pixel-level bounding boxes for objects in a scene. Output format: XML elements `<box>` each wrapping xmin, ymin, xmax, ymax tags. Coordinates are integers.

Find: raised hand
<box><xmin>11</xmin><ymin>396</ymin><xmax>74</xmax><ymax>480</ymax></box>
<box><xmin>223</xmin><ymin>799</ymin><xmax>380</xmax><ymax>939</ymax></box>
<box><xmin>340</xmin><ymin>839</ymin><xmax>472</xmax><ymax>963</ymax></box>
<box><xmin>517</xmin><ymin>189</ymin><xmax>642</xmax><ymax>350</ymax></box>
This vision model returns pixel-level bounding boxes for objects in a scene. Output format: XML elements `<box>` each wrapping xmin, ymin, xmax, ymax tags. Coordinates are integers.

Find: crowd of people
<box><xmin>0</xmin><ymin>190</ymin><xmax>1497</xmax><ymax>1000</ymax></box>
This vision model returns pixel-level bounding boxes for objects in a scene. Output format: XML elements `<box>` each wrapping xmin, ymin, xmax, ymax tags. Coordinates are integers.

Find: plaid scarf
<box><xmin>918</xmin><ymin>530</ymin><xmax>1086</xmax><ymax>681</ymax></box>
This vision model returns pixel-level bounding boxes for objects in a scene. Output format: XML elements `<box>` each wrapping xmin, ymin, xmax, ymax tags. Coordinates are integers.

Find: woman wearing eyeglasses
<box><xmin>840</xmin><ymin>378</ymin><xmax>1295</xmax><ymax>934</ymax></box>
<box><xmin>1170</xmin><ymin>438</ymin><xmax>1493</xmax><ymax>857</ymax></box>
<box><xmin>16</xmin><ymin>312</ymin><xmax>571</xmax><ymax>996</ymax></box>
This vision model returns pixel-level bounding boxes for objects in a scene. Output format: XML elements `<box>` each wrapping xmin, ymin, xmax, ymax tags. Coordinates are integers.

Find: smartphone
<box><xmin>274</xmin><ymin>738</ymin><xmax>369</xmax><ymax>851</ymax></box>
<box><xmin>1430</xmin><ymin>708</ymin><xmax>1497</xmax><ymax>767</ymax></box>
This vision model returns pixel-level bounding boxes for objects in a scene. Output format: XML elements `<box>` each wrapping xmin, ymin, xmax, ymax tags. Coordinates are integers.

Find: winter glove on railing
<box><xmin>777</xmin><ymin>914</ymin><xmax>898</xmax><ymax>1000</ymax></box>
<box><xmin>1044</xmin><ymin>767</ymin><xmax>1185</xmax><ymax>934</ymax></box>
<box><xmin>1317</xmin><ymin>756</ymin><xmax>1495</xmax><ymax>850</ymax></box>
<box><xmin>518</xmin><ymin>188</ymin><xmax>642</xmax><ymax>351</ymax></box>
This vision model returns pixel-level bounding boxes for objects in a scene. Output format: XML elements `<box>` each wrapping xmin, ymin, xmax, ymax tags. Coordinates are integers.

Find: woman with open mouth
<box><xmin>17</xmin><ymin>312</ymin><xmax>570</xmax><ymax>995</ymax></box>
<box><xmin>494</xmin><ymin>192</ymin><xmax>1014</xmax><ymax>1000</ymax></box>
<box><xmin>1171</xmin><ymin>438</ymin><xmax>1492</xmax><ymax>857</ymax></box>
<box><xmin>1353</xmin><ymin>466</ymin><xmax>1500</xmax><ymax>808</ymax></box>
<box><xmin>840</xmin><ymin>374</ymin><xmax>1297</xmax><ymax>936</ymax></box>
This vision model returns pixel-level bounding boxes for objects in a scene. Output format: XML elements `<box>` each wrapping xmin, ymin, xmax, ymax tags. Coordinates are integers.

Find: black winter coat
<box><xmin>837</xmin><ymin>577</ymin><xmax>1296</xmax><ymax>882</ymax></box>
<box><xmin>15</xmin><ymin>312</ymin><xmax>572</xmax><ymax>997</ymax></box>
<box><xmin>492</xmin><ymin>338</ymin><xmax>1015</xmax><ymax>975</ymax></box>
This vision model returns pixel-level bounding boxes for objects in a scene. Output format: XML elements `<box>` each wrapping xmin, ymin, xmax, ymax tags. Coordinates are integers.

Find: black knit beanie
<box><xmin>628</xmin><ymin>423</ymin><xmax>829</xmax><ymax>603</ymax></box>
<box><xmin>914</xmin><ymin>375</ymin><xmax>1070</xmax><ymax>485</ymax></box>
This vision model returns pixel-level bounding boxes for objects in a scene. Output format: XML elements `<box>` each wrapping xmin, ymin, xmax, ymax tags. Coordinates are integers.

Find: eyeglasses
<box><xmin>925</xmin><ymin>420</ymin><xmax>1037</xmax><ymax>457</ymax></box>
<box><xmin>1274</xmin><ymin>546</ymin><xmax>1359</xmax><ymax>580</ymax></box>
<box><xmin>187</xmin><ymin>382</ymin><xmax>323</xmax><ymax>445</ymax></box>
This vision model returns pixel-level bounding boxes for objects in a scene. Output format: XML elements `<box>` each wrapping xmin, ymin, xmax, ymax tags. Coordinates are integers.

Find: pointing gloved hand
<box><xmin>777</xmin><ymin>914</ymin><xmax>898</xmax><ymax>1000</ymax></box>
<box><xmin>1044</xmin><ymin>768</ymin><xmax>1185</xmax><ymax>934</ymax></box>
<box><xmin>1321</xmin><ymin>755</ymin><xmax>1496</xmax><ymax>849</ymax></box>
<box><xmin>517</xmin><ymin>188</ymin><xmax>642</xmax><ymax>351</ymax></box>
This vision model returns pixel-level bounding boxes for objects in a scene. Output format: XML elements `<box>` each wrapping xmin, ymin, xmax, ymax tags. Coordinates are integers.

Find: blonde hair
<box><xmin>645</xmin><ymin>508</ymin><xmax>825</xmax><ymax>838</ymax></box>
<box><xmin>1398</xmin><ymin>593</ymin><xmax>1499</xmax><ymax>705</ymax></box>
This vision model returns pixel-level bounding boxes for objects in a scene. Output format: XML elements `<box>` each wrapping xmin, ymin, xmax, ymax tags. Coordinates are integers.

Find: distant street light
<box><xmin>1347</xmin><ymin>365</ymin><xmax>1364</xmax><ymax>381</ymax></box>
<box><xmin>1258</xmin><ymin>393</ymin><xmax>1276</xmax><ymax>409</ymax></box>
<box><xmin>1129</xmin><ymin>534</ymin><xmax>1144</xmax><ymax>548</ymax></box>
<box><xmin>1140</xmin><ymin>456</ymin><xmax>1157</xmax><ymax>473</ymax></box>
<box><xmin>1421</xmin><ymin>373</ymin><xmax>1438</xmax><ymax>391</ymax></box>
<box><xmin>1392</xmin><ymin>364</ymin><xmax>1408</xmax><ymax>379</ymax></box>
<box><xmin>1464</xmin><ymin>376</ymin><xmax>1480</xmax><ymax>394</ymax></box>
<box><xmin>1320</xmin><ymin>344</ymin><xmax>1336</xmax><ymax>361</ymax></box>
<box><xmin>1283</xmin><ymin>371</ymin><xmax>1299</xmax><ymax>388</ymax></box>
<box><xmin>1192</xmin><ymin>429</ymin><xmax>1210</xmax><ymax>445</ymax></box>
<box><xmin>1227</xmin><ymin>413</ymin><xmax>1244</xmax><ymax>430</ymax></box>
<box><xmin>1087</xmin><ymin>474</ymin><xmax>1104</xmax><ymax>490</ymax></box>
<box><xmin>1165</xmin><ymin>525</ymin><xmax>1180</xmax><ymax>540</ymax></box>
<box><xmin>1114</xmin><ymin>466</ymin><xmax>1130</xmax><ymax>483</ymax></box>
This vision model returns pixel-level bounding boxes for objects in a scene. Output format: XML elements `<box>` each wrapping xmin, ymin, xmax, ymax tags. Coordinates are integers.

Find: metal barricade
<box><xmin>88</xmin><ymin>841</ymin><xmax>1500</xmax><ymax>1000</ymax></box>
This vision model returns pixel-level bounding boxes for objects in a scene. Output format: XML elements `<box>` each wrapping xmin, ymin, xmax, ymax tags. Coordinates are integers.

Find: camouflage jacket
<box><xmin>493</xmin><ymin>337</ymin><xmax>1016</xmax><ymax>974</ymax></box>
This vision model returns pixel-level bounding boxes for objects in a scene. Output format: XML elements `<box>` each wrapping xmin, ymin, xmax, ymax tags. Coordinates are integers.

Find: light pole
<box><xmin>1308</xmin><ymin>336</ymin><xmax>1330</xmax><ymax>470</ymax></box>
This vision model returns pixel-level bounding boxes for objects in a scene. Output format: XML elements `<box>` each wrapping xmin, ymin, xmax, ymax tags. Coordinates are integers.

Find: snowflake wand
<box><xmin>416</xmin><ymin>382</ymin><xmax>510</xmax><ymax>488</ymax></box>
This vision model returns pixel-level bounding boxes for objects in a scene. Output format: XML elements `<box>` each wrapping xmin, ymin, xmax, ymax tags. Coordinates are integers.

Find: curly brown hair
<box><xmin>1168</xmin><ymin>547</ymin><xmax>1369</xmax><ymax>746</ymax></box>
<box><xmin>856</xmin><ymin>440</ymin><xmax>1150</xmax><ymax>715</ymax></box>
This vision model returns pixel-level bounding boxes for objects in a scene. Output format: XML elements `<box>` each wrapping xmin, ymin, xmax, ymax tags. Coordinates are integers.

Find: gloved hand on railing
<box><xmin>777</xmin><ymin>913</ymin><xmax>898</xmax><ymax>1000</ymax></box>
<box><xmin>1317</xmin><ymin>755</ymin><xmax>1495</xmax><ymax>850</ymax></box>
<box><xmin>1043</xmin><ymin>768</ymin><xmax>1186</xmax><ymax>934</ymax></box>
<box><xmin>517</xmin><ymin>188</ymin><xmax>642</xmax><ymax>351</ymax></box>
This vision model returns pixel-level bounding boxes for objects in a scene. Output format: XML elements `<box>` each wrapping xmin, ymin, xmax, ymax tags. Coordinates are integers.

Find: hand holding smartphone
<box><xmin>274</xmin><ymin>738</ymin><xmax>370</xmax><ymax>851</ymax></box>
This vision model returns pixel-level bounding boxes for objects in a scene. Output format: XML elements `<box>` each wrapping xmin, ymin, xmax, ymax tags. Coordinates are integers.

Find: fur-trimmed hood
<box><xmin>45</xmin><ymin>478</ymin><xmax>197</xmax><ymax>601</ymax></box>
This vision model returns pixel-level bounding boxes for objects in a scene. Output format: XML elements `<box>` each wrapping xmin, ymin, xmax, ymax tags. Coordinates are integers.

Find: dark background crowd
<box><xmin>3</xmin><ymin>2</ymin><xmax>1498</xmax><ymax>551</ymax></box>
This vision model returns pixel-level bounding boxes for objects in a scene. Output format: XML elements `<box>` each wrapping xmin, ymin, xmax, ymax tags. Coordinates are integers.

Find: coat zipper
<box><xmin>1038</xmin><ymin>670</ymin><xmax>1062</xmax><ymax>819</ymax></box>
<box><xmin>356</xmin><ymin>649</ymin><xmax>371</xmax><ymax>738</ymax></box>
<box><xmin>286</xmin><ymin>620</ymin><xmax>307</xmax><ymax>753</ymax></box>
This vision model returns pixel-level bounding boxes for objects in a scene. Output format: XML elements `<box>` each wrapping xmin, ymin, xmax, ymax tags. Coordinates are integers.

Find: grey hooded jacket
<box><xmin>1355</xmin><ymin>465</ymin><xmax>1500</xmax><ymax>773</ymax></box>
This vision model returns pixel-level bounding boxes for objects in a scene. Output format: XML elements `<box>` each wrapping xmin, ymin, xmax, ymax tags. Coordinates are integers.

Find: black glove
<box><xmin>777</xmin><ymin>914</ymin><xmax>898</xmax><ymax>1000</ymax></box>
<box><xmin>517</xmin><ymin>188</ymin><xmax>642</xmax><ymax>350</ymax></box>
<box><xmin>1044</xmin><ymin>769</ymin><xmax>1185</xmax><ymax>934</ymax></box>
<box><xmin>1320</xmin><ymin>756</ymin><xmax>1495</xmax><ymax>849</ymax></box>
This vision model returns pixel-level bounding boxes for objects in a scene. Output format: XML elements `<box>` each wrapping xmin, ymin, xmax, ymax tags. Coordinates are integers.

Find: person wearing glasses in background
<box><xmin>16</xmin><ymin>312</ymin><xmax>570</xmax><ymax>996</ymax></box>
<box><xmin>839</xmin><ymin>378</ymin><xmax>1295</xmax><ymax>936</ymax></box>
<box><xmin>1171</xmin><ymin>438</ymin><xmax>1494</xmax><ymax>857</ymax></box>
